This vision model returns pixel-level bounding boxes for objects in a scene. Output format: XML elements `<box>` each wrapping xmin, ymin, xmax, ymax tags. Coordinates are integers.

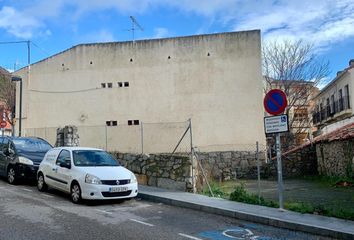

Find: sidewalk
<box><xmin>138</xmin><ymin>185</ymin><xmax>354</xmax><ymax>240</ymax></box>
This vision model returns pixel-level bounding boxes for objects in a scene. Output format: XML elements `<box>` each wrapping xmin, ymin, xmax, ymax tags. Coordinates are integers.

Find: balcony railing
<box><xmin>312</xmin><ymin>97</ymin><xmax>351</xmax><ymax>124</ymax></box>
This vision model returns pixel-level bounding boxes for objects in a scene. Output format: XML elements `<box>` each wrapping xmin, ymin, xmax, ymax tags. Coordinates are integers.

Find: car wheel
<box><xmin>70</xmin><ymin>182</ymin><xmax>82</xmax><ymax>204</ymax></box>
<box><xmin>37</xmin><ymin>173</ymin><xmax>48</xmax><ymax>192</ymax></box>
<box><xmin>7</xmin><ymin>166</ymin><xmax>16</xmax><ymax>184</ymax></box>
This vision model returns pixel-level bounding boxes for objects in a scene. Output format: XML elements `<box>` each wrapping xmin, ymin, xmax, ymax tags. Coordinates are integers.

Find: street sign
<box><xmin>263</xmin><ymin>89</ymin><xmax>287</xmax><ymax>115</ymax></box>
<box><xmin>0</xmin><ymin>121</ymin><xmax>6</xmax><ymax>128</ymax></box>
<box><xmin>264</xmin><ymin>114</ymin><xmax>289</xmax><ymax>134</ymax></box>
<box><xmin>263</xmin><ymin>89</ymin><xmax>287</xmax><ymax>210</ymax></box>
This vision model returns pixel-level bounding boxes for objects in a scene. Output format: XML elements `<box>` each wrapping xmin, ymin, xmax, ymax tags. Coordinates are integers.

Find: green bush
<box><xmin>201</xmin><ymin>183</ymin><xmax>226</xmax><ymax>198</ymax></box>
<box><xmin>229</xmin><ymin>183</ymin><xmax>278</xmax><ymax>208</ymax></box>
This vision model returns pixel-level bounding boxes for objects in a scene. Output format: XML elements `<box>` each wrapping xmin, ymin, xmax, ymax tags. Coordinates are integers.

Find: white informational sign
<box><xmin>264</xmin><ymin>114</ymin><xmax>289</xmax><ymax>134</ymax></box>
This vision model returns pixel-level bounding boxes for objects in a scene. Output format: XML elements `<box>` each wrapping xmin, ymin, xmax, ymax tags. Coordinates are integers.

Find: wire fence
<box><xmin>24</xmin><ymin>121</ymin><xmax>191</xmax><ymax>154</ymax></box>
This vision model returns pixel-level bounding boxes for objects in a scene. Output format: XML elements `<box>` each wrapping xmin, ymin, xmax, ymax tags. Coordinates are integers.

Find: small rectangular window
<box><xmin>331</xmin><ymin>94</ymin><xmax>335</xmax><ymax>113</ymax></box>
<box><xmin>124</xmin><ymin>82</ymin><xmax>129</xmax><ymax>87</ymax></box>
<box><xmin>118</xmin><ymin>82</ymin><xmax>123</xmax><ymax>87</ymax></box>
<box><xmin>112</xmin><ymin>121</ymin><xmax>117</xmax><ymax>126</ymax></box>
<box><xmin>133</xmin><ymin>120</ymin><xmax>139</xmax><ymax>125</ymax></box>
<box><xmin>128</xmin><ymin>120</ymin><xmax>133</xmax><ymax>125</ymax></box>
<box><xmin>345</xmin><ymin>84</ymin><xmax>350</xmax><ymax>108</ymax></box>
<box><xmin>106</xmin><ymin>121</ymin><xmax>111</xmax><ymax>126</ymax></box>
<box><xmin>107</xmin><ymin>83</ymin><xmax>113</xmax><ymax>88</ymax></box>
<box><xmin>101</xmin><ymin>83</ymin><xmax>106</xmax><ymax>88</ymax></box>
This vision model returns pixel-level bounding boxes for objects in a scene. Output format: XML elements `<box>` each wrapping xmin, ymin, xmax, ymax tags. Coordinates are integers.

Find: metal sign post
<box><xmin>275</xmin><ymin>133</ymin><xmax>284</xmax><ymax>209</ymax></box>
<box><xmin>263</xmin><ymin>89</ymin><xmax>288</xmax><ymax>210</ymax></box>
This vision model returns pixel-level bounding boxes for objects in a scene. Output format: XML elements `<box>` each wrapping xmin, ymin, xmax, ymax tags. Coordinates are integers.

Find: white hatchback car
<box><xmin>37</xmin><ymin>147</ymin><xmax>138</xmax><ymax>203</ymax></box>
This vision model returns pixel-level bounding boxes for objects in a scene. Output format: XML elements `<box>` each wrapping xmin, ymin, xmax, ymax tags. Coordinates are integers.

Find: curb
<box><xmin>138</xmin><ymin>192</ymin><xmax>354</xmax><ymax>240</ymax></box>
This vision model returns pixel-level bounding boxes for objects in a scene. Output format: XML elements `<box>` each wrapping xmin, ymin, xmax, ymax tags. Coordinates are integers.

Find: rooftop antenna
<box><xmin>129</xmin><ymin>16</ymin><xmax>144</xmax><ymax>42</ymax></box>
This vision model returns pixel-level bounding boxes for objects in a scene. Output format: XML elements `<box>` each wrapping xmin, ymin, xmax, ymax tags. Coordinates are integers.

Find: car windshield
<box><xmin>12</xmin><ymin>138</ymin><xmax>52</xmax><ymax>152</ymax></box>
<box><xmin>73</xmin><ymin>150</ymin><xmax>120</xmax><ymax>167</ymax></box>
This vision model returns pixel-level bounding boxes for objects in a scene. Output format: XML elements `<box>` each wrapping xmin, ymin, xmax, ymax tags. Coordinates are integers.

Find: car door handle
<box><xmin>52</xmin><ymin>168</ymin><xmax>57</xmax><ymax>172</ymax></box>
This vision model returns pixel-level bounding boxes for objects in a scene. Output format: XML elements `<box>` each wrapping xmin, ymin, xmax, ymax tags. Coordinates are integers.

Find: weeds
<box><xmin>201</xmin><ymin>182</ymin><xmax>226</xmax><ymax>198</ymax></box>
<box><xmin>229</xmin><ymin>183</ymin><xmax>278</xmax><ymax>208</ymax></box>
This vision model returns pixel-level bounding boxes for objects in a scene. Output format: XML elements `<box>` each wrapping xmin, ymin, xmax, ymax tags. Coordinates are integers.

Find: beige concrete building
<box><xmin>312</xmin><ymin>59</ymin><xmax>354</xmax><ymax>135</ymax></box>
<box><xmin>14</xmin><ymin>30</ymin><xmax>265</xmax><ymax>153</ymax></box>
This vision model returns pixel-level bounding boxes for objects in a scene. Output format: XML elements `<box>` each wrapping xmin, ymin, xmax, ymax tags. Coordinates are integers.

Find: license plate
<box><xmin>109</xmin><ymin>186</ymin><xmax>128</xmax><ymax>192</ymax></box>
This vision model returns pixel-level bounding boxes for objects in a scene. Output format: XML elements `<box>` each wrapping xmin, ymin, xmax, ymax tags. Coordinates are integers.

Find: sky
<box><xmin>0</xmin><ymin>0</ymin><xmax>353</xmax><ymax>80</ymax></box>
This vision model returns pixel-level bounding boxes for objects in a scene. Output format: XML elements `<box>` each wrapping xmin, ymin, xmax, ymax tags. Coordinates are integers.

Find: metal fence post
<box><xmin>189</xmin><ymin>119</ymin><xmax>196</xmax><ymax>193</ymax></box>
<box><xmin>141</xmin><ymin>121</ymin><xmax>144</xmax><ymax>154</ymax></box>
<box><xmin>105</xmin><ymin>125</ymin><xmax>108</xmax><ymax>151</ymax></box>
<box><xmin>256</xmin><ymin>141</ymin><xmax>260</xmax><ymax>203</ymax></box>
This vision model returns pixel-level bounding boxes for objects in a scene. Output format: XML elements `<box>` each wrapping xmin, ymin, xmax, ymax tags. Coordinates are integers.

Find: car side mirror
<box><xmin>60</xmin><ymin>158</ymin><xmax>71</xmax><ymax>169</ymax></box>
<box><xmin>4</xmin><ymin>148</ymin><xmax>15</xmax><ymax>156</ymax></box>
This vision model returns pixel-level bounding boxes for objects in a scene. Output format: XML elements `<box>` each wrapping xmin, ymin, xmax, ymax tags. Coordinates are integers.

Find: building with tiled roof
<box><xmin>312</xmin><ymin>59</ymin><xmax>354</xmax><ymax>136</ymax></box>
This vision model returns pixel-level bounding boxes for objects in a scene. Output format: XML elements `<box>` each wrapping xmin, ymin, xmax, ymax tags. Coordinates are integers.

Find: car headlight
<box><xmin>130</xmin><ymin>173</ymin><xmax>137</xmax><ymax>184</ymax></box>
<box><xmin>18</xmin><ymin>156</ymin><xmax>34</xmax><ymax>166</ymax></box>
<box><xmin>85</xmin><ymin>174</ymin><xmax>102</xmax><ymax>184</ymax></box>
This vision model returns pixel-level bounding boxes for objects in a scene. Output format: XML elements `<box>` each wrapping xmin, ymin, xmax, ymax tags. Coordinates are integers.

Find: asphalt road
<box><xmin>0</xmin><ymin>180</ymin><xmax>333</xmax><ymax>240</ymax></box>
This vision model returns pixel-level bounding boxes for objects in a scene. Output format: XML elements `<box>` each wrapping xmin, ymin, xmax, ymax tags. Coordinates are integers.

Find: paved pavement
<box><xmin>0</xmin><ymin>180</ymin><xmax>330</xmax><ymax>240</ymax></box>
<box><xmin>138</xmin><ymin>185</ymin><xmax>354</xmax><ymax>240</ymax></box>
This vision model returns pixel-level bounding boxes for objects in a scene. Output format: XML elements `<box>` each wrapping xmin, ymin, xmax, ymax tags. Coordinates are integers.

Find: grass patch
<box><xmin>200</xmin><ymin>181</ymin><xmax>354</xmax><ymax>221</ymax></box>
<box><xmin>285</xmin><ymin>202</ymin><xmax>354</xmax><ymax>221</ymax></box>
<box><xmin>302</xmin><ymin>175</ymin><xmax>354</xmax><ymax>187</ymax></box>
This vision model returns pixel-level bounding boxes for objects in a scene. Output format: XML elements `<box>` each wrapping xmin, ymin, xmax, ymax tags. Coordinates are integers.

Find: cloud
<box><xmin>0</xmin><ymin>6</ymin><xmax>42</xmax><ymax>38</ymax></box>
<box><xmin>1</xmin><ymin>0</ymin><xmax>353</xmax><ymax>53</ymax></box>
<box><xmin>152</xmin><ymin>27</ymin><xmax>170</xmax><ymax>39</ymax></box>
<box><xmin>231</xmin><ymin>0</ymin><xmax>354</xmax><ymax>51</ymax></box>
<box><xmin>81</xmin><ymin>29</ymin><xmax>115</xmax><ymax>43</ymax></box>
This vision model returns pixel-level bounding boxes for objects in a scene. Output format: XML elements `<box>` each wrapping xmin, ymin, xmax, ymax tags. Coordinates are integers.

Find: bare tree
<box><xmin>263</xmin><ymin>40</ymin><xmax>330</xmax><ymax>148</ymax></box>
<box><xmin>0</xmin><ymin>67</ymin><xmax>15</xmax><ymax>126</ymax></box>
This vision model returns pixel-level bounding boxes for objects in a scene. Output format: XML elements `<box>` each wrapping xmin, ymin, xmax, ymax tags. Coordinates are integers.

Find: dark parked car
<box><xmin>0</xmin><ymin>136</ymin><xmax>52</xmax><ymax>184</ymax></box>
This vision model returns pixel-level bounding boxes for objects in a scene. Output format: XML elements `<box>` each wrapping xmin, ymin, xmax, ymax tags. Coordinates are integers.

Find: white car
<box><xmin>37</xmin><ymin>147</ymin><xmax>138</xmax><ymax>203</ymax></box>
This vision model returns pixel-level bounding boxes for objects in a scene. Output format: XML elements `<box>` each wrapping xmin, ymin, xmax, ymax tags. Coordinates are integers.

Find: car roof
<box><xmin>1</xmin><ymin>136</ymin><xmax>42</xmax><ymax>140</ymax></box>
<box><xmin>1</xmin><ymin>136</ymin><xmax>50</xmax><ymax>142</ymax></box>
<box><xmin>52</xmin><ymin>147</ymin><xmax>104</xmax><ymax>151</ymax></box>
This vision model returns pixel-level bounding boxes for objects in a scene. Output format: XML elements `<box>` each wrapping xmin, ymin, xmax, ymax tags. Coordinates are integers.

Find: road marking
<box><xmin>178</xmin><ymin>233</ymin><xmax>203</xmax><ymax>240</ymax></box>
<box><xmin>95</xmin><ymin>209</ymin><xmax>113</xmax><ymax>215</ymax></box>
<box><xmin>41</xmin><ymin>194</ymin><xmax>54</xmax><ymax>198</ymax></box>
<box><xmin>129</xmin><ymin>219</ymin><xmax>154</xmax><ymax>227</ymax></box>
<box><xmin>22</xmin><ymin>188</ymin><xmax>33</xmax><ymax>192</ymax></box>
<box><xmin>113</xmin><ymin>203</ymin><xmax>152</xmax><ymax>211</ymax></box>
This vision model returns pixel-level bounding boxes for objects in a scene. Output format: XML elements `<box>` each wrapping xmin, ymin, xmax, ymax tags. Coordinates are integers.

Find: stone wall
<box><xmin>109</xmin><ymin>147</ymin><xmax>320</xmax><ymax>192</ymax></box>
<box><xmin>197</xmin><ymin>147</ymin><xmax>318</xmax><ymax>182</ymax></box>
<box><xmin>271</xmin><ymin>145</ymin><xmax>318</xmax><ymax>178</ymax></box>
<box><xmin>111</xmin><ymin>152</ymin><xmax>193</xmax><ymax>191</ymax></box>
<box><xmin>196</xmin><ymin>151</ymin><xmax>266</xmax><ymax>181</ymax></box>
<box><xmin>316</xmin><ymin>140</ymin><xmax>354</xmax><ymax>177</ymax></box>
